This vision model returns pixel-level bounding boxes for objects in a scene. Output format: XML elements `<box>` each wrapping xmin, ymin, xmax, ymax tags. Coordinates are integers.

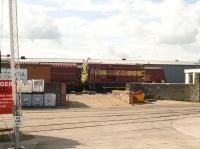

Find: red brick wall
<box><xmin>26</xmin><ymin>65</ymin><xmax>51</xmax><ymax>83</ymax></box>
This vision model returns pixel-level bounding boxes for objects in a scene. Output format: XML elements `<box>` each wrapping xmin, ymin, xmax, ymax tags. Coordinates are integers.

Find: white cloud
<box><xmin>18</xmin><ymin>2</ymin><xmax>61</xmax><ymax>40</ymax></box>
<box><xmin>1</xmin><ymin>0</ymin><xmax>200</xmax><ymax>61</ymax></box>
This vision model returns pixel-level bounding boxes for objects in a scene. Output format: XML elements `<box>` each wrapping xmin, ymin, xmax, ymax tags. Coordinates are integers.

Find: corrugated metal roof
<box><xmin>2</xmin><ymin>57</ymin><xmax>197</xmax><ymax>65</ymax></box>
<box><xmin>87</xmin><ymin>59</ymin><xmax>197</xmax><ymax>65</ymax></box>
<box><xmin>19</xmin><ymin>58</ymin><xmax>84</xmax><ymax>63</ymax></box>
<box><xmin>22</xmin><ymin>58</ymin><xmax>197</xmax><ymax>65</ymax></box>
<box><xmin>19</xmin><ymin>61</ymin><xmax>77</xmax><ymax>68</ymax></box>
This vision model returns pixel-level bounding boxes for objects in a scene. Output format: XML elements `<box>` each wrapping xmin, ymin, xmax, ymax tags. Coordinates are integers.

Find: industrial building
<box><xmin>18</xmin><ymin>57</ymin><xmax>198</xmax><ymax>82</ymax></box>
<box><xmin>1</xmin><ymin>55</ymin><xmax>198</xmax><ymax>92</ymax></box>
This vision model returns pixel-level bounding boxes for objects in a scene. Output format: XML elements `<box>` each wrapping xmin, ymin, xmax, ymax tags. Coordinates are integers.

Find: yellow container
<box><xmin>132</xmin><ymin>91</ymin><xmax>145</xmax><ymax>103</ymax></box>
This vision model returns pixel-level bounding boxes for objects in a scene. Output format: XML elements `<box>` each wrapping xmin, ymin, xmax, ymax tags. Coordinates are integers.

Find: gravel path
<box><xmin>1</xmin><ymin>94</ymin><xmax>200</xmax><ymax>149</ymax></box>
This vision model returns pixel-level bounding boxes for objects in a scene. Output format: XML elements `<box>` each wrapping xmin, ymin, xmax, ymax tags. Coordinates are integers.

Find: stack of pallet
<box><xmin>18</xmin><ymin>80</ymin><xmax>56</xmax><ymax>108</ymax></box>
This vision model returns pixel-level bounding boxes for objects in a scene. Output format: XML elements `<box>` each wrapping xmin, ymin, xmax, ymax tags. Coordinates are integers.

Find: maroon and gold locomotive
<box><xmin>82</xmin><ymin>63</ymin><xmax>165</xmax><ymax>92</ymax></box>
<box><xmin>17</xmin><ymin>60</ymin><xmax>166</xmax><ymax>93</ymax></box>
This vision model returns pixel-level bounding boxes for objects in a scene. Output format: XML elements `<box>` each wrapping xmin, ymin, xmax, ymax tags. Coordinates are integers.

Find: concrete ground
<box><xmin>1</xmin><ymin>94</ymin><xmax>200</xmax><ymax>149</ymax></box>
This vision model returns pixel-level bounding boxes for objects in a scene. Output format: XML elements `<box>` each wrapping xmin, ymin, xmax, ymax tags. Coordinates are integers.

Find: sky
<box><xmin>0</xmin><ymin>0</ymin><xmax>200</xmax><ymax>61</ymax></box>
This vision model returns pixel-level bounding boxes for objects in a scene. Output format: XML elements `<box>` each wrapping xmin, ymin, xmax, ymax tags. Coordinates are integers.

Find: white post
<box><xmin>193</xmin><ymin>73</ymin><xmax>196</xmax><ymax>84</ymax></box>
<box><xmin>9</xmin><ymin>0</ymin><xmax>22</xmax><ymax>148</ymax></box>
<box><xmin>185</xmin><ymin>73</ymin><xmax>189</xmax><ymax>84</ymax></box>
<box><xmin>9</xmin><ymin>0</ymin><xmax>16</xmax><ymax>105</ymax></box>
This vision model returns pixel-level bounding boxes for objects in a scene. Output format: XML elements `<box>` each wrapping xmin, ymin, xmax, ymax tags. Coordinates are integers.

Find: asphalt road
<box><xmin>1</xmin><ymin>97</ymin><xmax>200</xmax><ymax>149</ymax></box>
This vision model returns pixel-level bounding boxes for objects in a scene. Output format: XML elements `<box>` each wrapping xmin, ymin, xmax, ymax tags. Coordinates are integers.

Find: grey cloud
<box><xmin>159</xmin><ymin>29</ymin><xmax>199</xmax><ymax>45</ymax></box>
<box><xmin>27</xmin><ymin>24</ymin><xmax>61</xmax><ymax>40</ymax></box>
<box><xmin>108</xmin><ymin>47</ymin><xmax>132</xmax><ymax>59</ymax></box>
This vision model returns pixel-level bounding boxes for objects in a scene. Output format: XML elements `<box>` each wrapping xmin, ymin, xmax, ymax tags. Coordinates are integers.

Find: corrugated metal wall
<box><xmin>51</xmin><ymin>63</ymin><xmax>80</xmax><ymax>83</ymax></box>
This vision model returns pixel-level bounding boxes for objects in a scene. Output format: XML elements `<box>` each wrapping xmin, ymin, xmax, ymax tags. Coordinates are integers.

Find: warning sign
<box><xmin>0</xmin><ymin>99</ymin><xmax>13</xmax><ymax>114</ymax></box>
<box><xmin>0</xmin><ymin>68</ymin><xmax>27</xmax><ymax>80</ymax></box>
<box><xmin>0</xmin><ymin>80</ymin><xmax>12</xmax><ymax>98</ymax></box>
<box><xmin>14</xmin><ymin>116</ymin><xmax>22</xmax><ymax>126</ymax></box>
<box><xmin>0</xmin><ymin>80</ymin><xmax>13</xmax><ymax>114</ymax></box>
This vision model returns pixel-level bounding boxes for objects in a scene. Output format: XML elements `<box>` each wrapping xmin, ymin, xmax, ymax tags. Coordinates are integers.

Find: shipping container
<box><xmin>44</xmin><ymin>93</ymin><xmax>56</xmax><ymax>107</ymax></box>
<box><xmin>144</xmin><ymin>67</ymin><xmax>166</xmax><ymax>83</ymax></box>
<box><xmin>51</xmin><ymin>63</ymin><xmax>80</xmax><ymax>82</ymax></box>
<box><xmin>32</xmin><ymin>79</ymin><xmax>44</xmax><ymax>92</ymax></box>
<box><xmin>51</xmin><ymin>63</ymin><xmax>81</xmax><ymax>93</ymax></box>
<box><xmin>32</xmin><ymin>94</ymin><xmax>44</xmax><ymax>107</ymax></box>
<box><xmin>21</xmin><ymin>93</ymin><xmax>32</xmax><ymax>107</ymax></box>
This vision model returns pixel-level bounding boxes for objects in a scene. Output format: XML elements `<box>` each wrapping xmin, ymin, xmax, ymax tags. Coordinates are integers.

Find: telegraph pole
<box><xmin>9</xmin><ymin>0</ymin><xmax>23</xmax><ymax>148</ymax></box>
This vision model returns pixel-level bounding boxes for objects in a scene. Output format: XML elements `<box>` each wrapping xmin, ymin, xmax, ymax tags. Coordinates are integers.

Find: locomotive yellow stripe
<box><xmin>95</xmin><ymin>70</ymin><xmax>144</xmax><ymax>77</ymax></box>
